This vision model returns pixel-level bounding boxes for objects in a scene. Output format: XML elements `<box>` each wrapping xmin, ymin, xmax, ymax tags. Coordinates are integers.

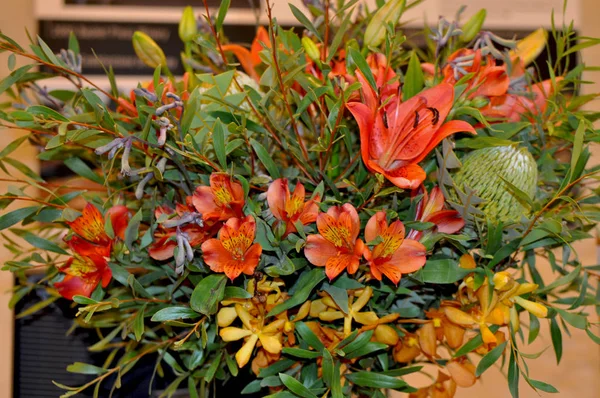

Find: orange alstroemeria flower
<box><xmin>222</xmin><ymin>26</ymin><xmax>271</xmax><ymax>82</ymax></box>
<box><xmin>304</xmin><ymin>204</ymin><xmax>365</xmax><ymax>281</ymax></box>
<box><xmin>192</xmin><ymin>173</ymin><xmax>245</xmax><ymax>224</ymax></box>
<box><xmin>201</xmin><ymin>215</ymin><xmax>262</xmax><ymax>281</ymax></box>
<box><xmin>347</xmin><ymin>72</ymin><xmax>476</xmax><ymax>189</ymax></box>
<box><xmin>66</xmin><ymin>203</ymin><xmax>130</xmax><ymax>257</ymax></box>
<box><xmin>267</xmin><ymin>178</ymin><xmax>320</xmax><ymax>237</ymax></box>
<box><xmin>148</xmin><ymin>200</ymin><xmax>215</xmax><ymax>261</ymax></box>
<box><xmin>363</xmin><ymin>211</ymin><xmax>426</xmax><ymax>285</ymax></box>
<box><xmin>55</xmin><ymin>254</ymin><xmax>112</xmax><ymax>300</ymax></box>
<box><xmin>407</xmin><ymin>186</ymin><xmax>464</xmax><ymax>241</ymax></box>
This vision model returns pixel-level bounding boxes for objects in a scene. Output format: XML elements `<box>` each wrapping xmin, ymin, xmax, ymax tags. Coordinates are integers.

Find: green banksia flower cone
<box><xmin>452</xmin><ymin>145</ymin><xmax>538</xmax><ymax>224</ymax></box>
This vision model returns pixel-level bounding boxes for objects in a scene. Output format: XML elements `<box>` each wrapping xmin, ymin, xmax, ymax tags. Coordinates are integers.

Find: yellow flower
<box><xmin>220</xmin><ymin>304</ymin><xmax>285</xmax><ymax>367</ymax></box>
<box><xmin>317</xmin><ymin>286</ymin><xmax>380</xmax><ymax>336</ymax></box>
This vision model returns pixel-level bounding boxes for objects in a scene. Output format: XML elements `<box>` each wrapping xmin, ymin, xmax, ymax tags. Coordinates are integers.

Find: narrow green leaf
<box><xmin>124</xmin><ymin>209</ymin><xmax>142</xmax><ymax>251</ymax></box>
<box><xmin>530</xmin><ymin>379</ymin><xmax>559</xmax><ymax>393</ymax></box>
<box><xmin>550</xmin><ymin>317</ymin><xmax>563</xmax><ymax>364</ymax></box>
<box><xmin>0</xmin><ymin>134</ymin><xmax>29</xmax><ymax>159</ymax></box>
<box><xmin>345</xmin><ymin>371</ymin><xmax>409</xmax><ymax>390</ymax></box>
<box><xmin>322</xmin><ymin>284</ymin><xmax>349</xmax><ymax>314</ymax></box>
<box><xmin>250</xmin><ymin>138</ymin><xmax>280</xmax><ymax>179</ymax></box>
<box><xmin>294</xmin><ymin>321</ymin><xmax>325</xmax><ymax>352</ymax></box>
<box><xmin>281</xmin><ymin>347</ymin><xmax>321</xmax><ymax>359</ymax></box>
<box><xmin>212</xmin><ymin>119</ymin><xmax>227</xmax><ymax>169</ymax></box>
<box><xmin>0</xmin><ymin>64</ymin><xmax>34</xmax><ymax>96</ymax></box>
<box><xmin>537</xmin><ymin>265</ymin><xmax>581</xmax><ymax>294</ymax></box>
<box><xmin>528</xmin><ymin>312</ymin><xmax>540</xmax><ymax>344</ymax></box>
<box><xmin>0</xmin><ymin>206</ymin><xmax>38</xmax><ymax>231</ymax></box>
<box><xmin>555</xmin><ymin>308</ymin><xmax>587</xmax><ymax>330</ymax></box>
<box><xmin>289</xmin><ymin>4</ymin><xmax>322</xmax><ymax>41</ymax></box>
<box><xmin>12</xmin><ymin>229</ymin><xmax>68</xmax><ymax>255</ymax></box>
<box><xmin>215</xmin><ymin>0</ymin><xmax>231</xmax><ymax>32</ymax></box>
<box><xmin>402</xmin><ymin>51</ymin><xmax>424</xmax><ymax>100</ymax></box>
<box><xmin>68</xmin><ymin>32</ymin><xmax>80</xmax><ymax>54</ymax></box>
<box><xmin>151</xmin><ymin>306</ymin><xmax>200</xmax><ymax>322</ymax></box>
<box><xmin>414</xmin><ymin>259</ymin><xmax>472</xmax><ymax>284</ymax></box>
<box><xmin>347</xmin><ymin>47</ymin><xmax>377</xmax><ymax>90</ymax></box>
<box><xmin>508</xmin><ymin>349</ymin><xmax>519</xmax><ymax>398</ymax></box>
<box><xmin>279</xmin><ymin>373</ymin><xmax>318</xmax><ymax>398</ymax></box>
<box><xmin>67</xmin><ymin>362</ymin><xmax>107</xmax><ymax>375</ymax></box>
<box><xmin>475</xmin><ymin>341</ymin><xmax>507</xmax><ymax>376</ymax></box>
<box><xmin>27</xmin><ymin>105</ymin><xmax>70</xmax><ymax>122</ymax></box>
<box><xmin>133</xmin><ymin>304</ymin><xmax>146</xmax><ymax>341</ymax></box>
<box><xmin>64</xmin><ymin>157</ymin><xmax>104</xmax><ymax>184</ymax></box>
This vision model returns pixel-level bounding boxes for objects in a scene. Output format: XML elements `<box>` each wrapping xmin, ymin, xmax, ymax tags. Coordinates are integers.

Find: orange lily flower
<box><xmin>192</xmin><ymin>173</ymin><xmax>245</xmax><ymax>224</ymax></box>
<box><xmin>363</xmin><ymin>211</ymin><xmax>426</xmax><ymax>285</ymax></box>
<box><xmin>148</xmin><ymin>201</ymin><xmax>215</xmax><ymax>261</ymax></box>
<box><xmin>66</xmin><ymin>203</ymin><xmax>130</xmax><ymax>257</ymax></box>
<box><xmin>267</xmin><ymin>178</ymin><xmax>320</xmax><ymax>237</ymax></box>
<box><xmin>201</xmin><ymin>215</ymin><xmax>262</xmax><ymax>281</ymax></box>
<box><xmin>55</xmin><ymin>254</ymin><xmax>112</xmax><ymax>300</ymax></box>
<box><xmin>222</xmin><ymin>26</ymin><xmax>271</xmax><ymax>82</ymax></box>
<box><xmin>407</xmin><ymin>186</ymin><xmax>464</xmax><ymax>241</ymax></box>
<box><xmin>347</xmin><ymin>73</ymin><xmax>476</xmax><ymax>189</ymax></box>
<box><xmin>304</xmin><ymin>204</ymin><xmax>365</xmax><ymax>281</ymax></box>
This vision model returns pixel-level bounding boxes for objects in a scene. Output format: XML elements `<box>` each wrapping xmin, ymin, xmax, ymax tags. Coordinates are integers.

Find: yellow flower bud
<box><xmin>132</xmin><ymin>31</ymin><xmax>167</xmax><ymax>69</ymax></box>
<box><xmin>375</xmin><ymin>324</ymin><xmax>400</xmax><ymax>346</ymax></box>
<box><xmin>513</xmin><ymin>296</ymin><xmax>548</xmax><ymax>318</ymax></box>
<box><xmin>302</xmin><ymin>37</ymin><xmax>321</xmax><ymax>62</ymax></box>
<box><xmin>493</xmin><ymin>271</ymin><xmax>513</xmax><ymax>291</ymax></box>
<box><xmin>460</xmin><ymin>9</ymin><xmax>487</xmax><ymax>42</ymax></box>
<box><xmin>364</xmin><ymin>0</ymin><xmax>406</xmax><ymax>48</ymax></box>
<box><xmin>514</xmin><ymin>282</ymin><xmax>538</xmax><ymax>296</ymax></box>
<box><xmin>510</xmin><ymin>28</ymin><xmax>547</xmax><ymax>66</ymax></box>
<box><xmin>460</xmin><ymin>253</ymin><xmax>476</xmax><ymax>269</ymax></box>
<box><xmin>179</xmin><ymin>6</ymin><xmax>197</xmax><ymax>42</ymax></box>
<box><xmin>510</xmin><ymin>305</ymin><xmax>520</xmax><ymax>332</ymax></box>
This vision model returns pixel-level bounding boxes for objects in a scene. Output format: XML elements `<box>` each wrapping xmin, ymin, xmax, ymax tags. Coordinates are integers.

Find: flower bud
<box><xmin>375</xmin><ymin>324</ymin><xmax>400</xmax><ymax>346</ymax></box>
<box><xmin>302</xmin><ymin>37</ymin><xmax>321</xmax><ymax>62</ymax></box>
<box><xmin>364</xmin><ymin>0</ymin><xmax>406</xmax><ymax>48</ymax></box>
<box><xmin>132</xmin><ymin>31</ymin><xmax>167</xmax><ymax>69</ymax></box>
<box><xmin>513</xmin><ymin>296</ymin><xmax>548</xmax><ymax>318</ymax></box>
<box><xmin>510</xmin><ymin>305</ymin><xmax>520</xmax><ymax>332</ymax></box>
<box><xmin>460</xmin><ymin>9</ymin><xmax>486</xmax><ymax>42</ymax></box>
<box><xmin>492</xmin><ymin>271</ymin><xmax>512</xmax><ymax>291</ymax></box>
<box><xmin>470</xmin><ymin>96</ymin><xmax>490</xmax><ymax>109</ymax></box>
<box><xmin>510</xmin><ymin>28</ymin><xmax>547</xmax><ymax>66</ymax></box>
<box><xmin>179</xmin><ymin>6</ymin><xmax>197</xmax><ymax>42</ymax></box>
<box><xmin>515</xmin><ymin>282</ymin><xmax>538</xmax><ymax>296</ymax></box>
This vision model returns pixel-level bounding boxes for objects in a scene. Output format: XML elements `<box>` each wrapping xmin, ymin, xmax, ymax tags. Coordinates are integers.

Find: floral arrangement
<box><xmin>0</xmin><ymin>0</ymin><xmax>599</xmax><ymax>397</ymax></box>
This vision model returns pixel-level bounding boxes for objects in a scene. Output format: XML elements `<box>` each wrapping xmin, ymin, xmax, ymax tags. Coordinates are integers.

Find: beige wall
<box><xmin>0</xmin><ymin>1</ymin><xmax>598</xmax><ymax>397</ymax></box>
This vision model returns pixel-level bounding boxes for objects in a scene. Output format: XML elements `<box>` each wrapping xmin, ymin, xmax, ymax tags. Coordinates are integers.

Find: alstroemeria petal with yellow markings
<box><xmin>220</xmin><ymin>327</ymin><xmax>253</xmax><ymax>341</ymax></box>
<box><xmin>235</xmin><ymin>334</ymin><xmax>259</xmax><ymax>368</ymax></box>
<box><xmin>217</xmin><ymin>307</ymin><xmax>238</xmax><ymax>327</ymax></box>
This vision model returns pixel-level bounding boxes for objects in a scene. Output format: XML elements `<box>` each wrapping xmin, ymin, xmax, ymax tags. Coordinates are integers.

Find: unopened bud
<box><xmin>492</xmin><ymin>271</ymin><xmax>512</xmax><ymax>291</ymax></box>
<box><xmin>364</xmin><ymin>0</ymin><xmax>406</xmax><ymax>47</ymax></box>
<box><xmin>510</xmin><ymin>305</ymin><xmax>520</xmax><ymax>332</ymax></box>
<box><xmin>132</xmin><ymin>31</ymin><xmax>167</xmax><ymax>69</ymax></box>
<box><xmin>513</xmin><ymin>296</ymin><xmax>548</xmax><ymax>318</ymax></box>
<box><xmin>302</xmin><ymin>37</ymin><xmax>321</xmax><ymax>62</ymax></box>
<box><xmin>179</xmin><ymin>6</ymin><xmax>197</xmax><ymax>42</ymax></box>
<box><xmin>470</xmin><ymin>96</ymin><xmax>490</xmax><ymax>109</ymax></box>
<box><xmin>510</xmin><ymin>28</ymin><xmax>547</xmax><ymax>66</ymax></box>
<box><xmin>460</xmin><ymin>9</ymin><xmax>486</xmax><ymax>42</ymax></box>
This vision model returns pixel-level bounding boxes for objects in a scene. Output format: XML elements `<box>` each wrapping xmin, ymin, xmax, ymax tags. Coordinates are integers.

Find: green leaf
<box><xmin>27</xmin><ymin>105</ymin><xmax>70</xmax><ymax>122</ymax></box>
<box><xmin>12</xmin><ymin>229</ymin><xmax>68</xmax><ymax>255</ymax></box>
<box><xmin>344</xmin><ymin>371</ymin><xmax>409</xmax><ymax>390</ymax></box>
<box><xmin>279</xmin><ymin>373</ymin><xmax>317</xmax><ymax>398</ymax></box>
<box><xmin>258</xmin><ymin>359</ymin><xmax>295</xmax><ymax>378</ymax></box>
<box><xmin>281</xmin><ymin>347</ymin><xmax>321</xmax><ymax>359</ymax></box>
<box><xmin>190</xmin><ymin>275</ymin><xmax>227</xmax><ymax>316</ymax></box>
<box><xmin>289</xmin><ymin>4</ymin><xmax>322</xmax><ymax>41</ymax></box>
<box><xmin>555</xmin><ymin>308</ymin><xmax>587</xmax><ymax>330</ymax></box>
<box><xmin>402</xmin><ymin>51</ymin><xmax>424</xmax><ymax>100</ymax></box>
<box><xmin>250</xmin><ymin>138</ymin><xmax>281</xmax><ymax>179</ymax></box>
<box><xmin>0</xmin><ymin>206</ymin><xmax>38</xmax><ymax>231</ymax></box>
<box><xmin>151</xmin><ymin>306</ymin><xmax>200</xmax><ymax>322</ymax></box>
<box><xmin>347</xmin><ymin>47</ymin><xmax>377</xmax><ymax>90</ymax></box>
<box><xmin>528</xmin><ymin>312</ymin><xmax>540</xmax><ymax>344</ymax></box>
<box><xmin>212</xmin><ymin>119</ymin><xmax>227</xmax><ymax>170</ymax></box>
<box><xmin>64</xmin><ymin>157</ymin><xmax>104</xmax><ymax>184</ymax></box>
<box><xmin>530</xmin><ymin>379</ymin><xmax>559</xmax><ymax>393</ymax></box>
<box><xmin>344</xmin><ymin>342</ymin><xmax>387</xmax><ymax>359</ymax></box>
<box><xmin>3</xmin><ymin>158</ymin><xmax>44</xmax><ymax>182</ymax></box>
<box><xmin>550</xmin><ymin>317</ymin><xmax>563</xmax><ymax>364</ymax></box>
<box><xmin>223</xmin><ymin>286</ymin><xmax>252</xmax><ymax>300</ymax></box>
<box><xmin>125</xmin><ymin>209</ymin><xmax>142</xmax><ymax>251</ymax></box>
<box><xmin>322</xmin><ymin>284</ymin><xmax>349</xmax><ymax>314</ymax></box>
<box><xmin>215</xmin><ymin>0</ymin><xmax>231</xmax><ymax>32</ymax></box>
<box><xmin>0</xmin><ymin>64</ymin><xmax>35</xmax><ymax>96</ymax></box>
<box><xmin>537</xmin><ymin>265</ymin><xmax>581</xmax><ymax>294</ymax></box>
<box><xmin>475</xmin><ymin>341</ymin><xmax>507</xmax><ymax>376</ymax></box>
<box><xmin>133</xmin><ymin>304</ymin><xmax>146</xmax><ymax>341</ymax></box>
<box><xmin>0</xmin><ymin>135</ymin><xmax>30</xmax><ymax>159</ymax></box>
<box><xmin>508</xmin><ymin>349</ymin><xmax>519</xmax><ymax>398</ymax></box>
<box><xmin>68</xmin><ymin>31</ymin><xmax>80</xmax><ymax>54</ymax></box>
<box><xmin>66</xmin><ymin>362</ymin><xmax>107</xmax><ymax>375</ymax></box>
<box><xmin>205</xmin><ymin>351</ymin><xmax>222</xmax><ymax>382</ymax></box>
<box><xmin>414</xmin><ymin>259</ymin><xmax>472</xmax><ymax>284</ymax></box>
<box><xmin>267</xmin><ymin>268</ymin><xmax>325</xmax><ymax>316</ymax></box>
<box><xmin>294</xmin><ymin>321</ymin><xmax>325</xmax><ymax>352</ymax></box>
